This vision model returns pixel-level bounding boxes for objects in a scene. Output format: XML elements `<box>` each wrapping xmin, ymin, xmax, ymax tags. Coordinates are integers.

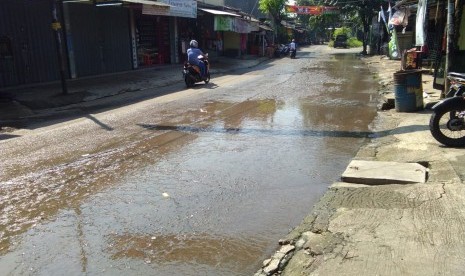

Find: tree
<box><xmin>259</xmin><ymin>0</ymin><xmax>288</xmax><ymax>41</ymax></box>
<box><xmin>335</xmin><ymin>0</ymin><xmax>384</xmax><ymax>54</ymax></box>
<box><xmin>259</xmin><ymin>0</ymin><xmax>287</xmax><ymax>24</ymax></box>
<box><xmin>297</xmin><ymin>0</ymin><xmax>346</xmax><ymax>43</ymax></box>
<box><xmin>296</xmin><ymin>0</ymin><xmax>382</xmax><ymax>53</ymax></box>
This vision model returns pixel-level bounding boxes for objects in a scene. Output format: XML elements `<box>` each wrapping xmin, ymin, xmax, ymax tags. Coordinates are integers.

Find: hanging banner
<box><xmin>286</xmin><ymin>6</ymin><xmax>339</xmax><ymax>15</ymax></box>
<box><xmin>415</xmin><ymin>0</ymin><xmax>427</xmax><ymax>46</ymax></box>
<box><xmin>323</xmin><ymin>6</ymin><xmax>340</xmax><ymax>15</ymax></box>
<box><xmin>214</xmin><ymin>16</ymin><xmax>234</xmax><ymax>31</ymax></box>
<box><xmin>285</xmin><ymin>5</ymin><xmax>322</xmax><ymax>15</ymax></box>
<box><xmin>389</xmin><ymin>29</ymin><xmax>400</xmax><ymax>60</ymax></box>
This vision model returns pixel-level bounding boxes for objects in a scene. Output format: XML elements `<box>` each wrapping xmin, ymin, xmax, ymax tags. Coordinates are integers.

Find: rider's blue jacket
<box><xmin>187</xmin><ymin>48</ymin><xmax>204</xmax><ymax>66</ymax></box>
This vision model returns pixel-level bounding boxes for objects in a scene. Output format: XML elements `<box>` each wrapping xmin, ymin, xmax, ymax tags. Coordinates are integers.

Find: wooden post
<box><xmin>444</xmin><ymin>0</ymin><xmax>454</xmax><ymax>94</ymax></box>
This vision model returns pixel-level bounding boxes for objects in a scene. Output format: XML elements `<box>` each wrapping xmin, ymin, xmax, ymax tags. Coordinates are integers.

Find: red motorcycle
<box><xmin>183</xmin><ymin>54</ymin><xmax>210</xmax><ymax>88</ymax></box>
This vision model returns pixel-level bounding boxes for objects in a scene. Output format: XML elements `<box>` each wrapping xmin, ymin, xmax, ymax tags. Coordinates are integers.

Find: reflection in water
<box><xmin>0</xmin><ymin>130</ymin><xmax>198</xmax><ymax>254</ymax></box>
<box><xmin>108</xmin><ymin>233</ymin><xmax>265</xmax><ymax>272</ymax></box>
<box><xmin>298</xmin><ymin>55</ymin><xmax>378</xmax><ymax>133</ymax></box>
<box><xmin>139</xmin><ymin>123</ymin><xmax>375</xmax><ymax>138</ymax></box>
<box><xmin>0</xmin><ymin>52</ymin><xmax>382</xmax><ymax>275</ymax></box>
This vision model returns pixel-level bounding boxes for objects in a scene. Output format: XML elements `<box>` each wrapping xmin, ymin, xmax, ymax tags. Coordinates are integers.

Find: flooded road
<box><xmin>0</xmin><ymin>47</ymin><xmax>379</xmax><ymax>275</ymax></box>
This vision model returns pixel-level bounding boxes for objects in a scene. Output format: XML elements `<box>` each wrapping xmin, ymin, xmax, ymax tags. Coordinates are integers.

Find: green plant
<box><xmin>347</xmin><ymin>37</ymin><xmax>363</xmax><ymax>47</ymax></box>
<box><xmin>332</xmin><ymin>27</ymin><xmax>363</xmax><ymax>48</ymax></box>
<box><xmin>333</xmin><ymin>27</ymin><xmax>351</xmax><ymax>39</ymax></box>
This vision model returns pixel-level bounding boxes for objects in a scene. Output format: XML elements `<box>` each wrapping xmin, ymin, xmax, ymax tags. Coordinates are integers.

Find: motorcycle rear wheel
<box><xmin>185</xmin><ymin>75</ymin><xmax>195</xmax><ymax>88</ymax></box>
<box><xmin>430</xmin><ymin>107</ymin><xmax>465</xmax><ymax>147</ymax></box>
<box><xmin>204</xmin><ymin>73</ymin><xmax>210</xmax><ymax>84</ymax></box>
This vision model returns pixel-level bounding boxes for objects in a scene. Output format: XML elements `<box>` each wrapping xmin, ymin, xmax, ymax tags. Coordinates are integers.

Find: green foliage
<box><xmin>259</xmin><ymin>0</ymin><xmax>287</xmax><ymax>22</ymax></box>
<box><xmin>329</xmin><ymin>28</ymin><xmax>363</xmax><ymax>48</ymax></box>
<box><xmin>328</xmin><ymin>38</ymin><xmax>362</xmax><ymax>48</ymax></box>
<box><xmin>333</xmin><ymin>27</ymin><xmax>352</xmax><ymax>39</ymax></box>
<box><xmin>348</xmin><ymin>37</ymin><xmax>363</xmax><ymax>47</ymax></box>
<box><xmin>335</xmin><ymin>0</ymin><xmax>385</xmax><ymax>53</ymax></box>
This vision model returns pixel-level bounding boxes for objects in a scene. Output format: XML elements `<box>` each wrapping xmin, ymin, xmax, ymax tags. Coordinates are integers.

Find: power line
<box><xmin>250</xmin><ymin>0</ymin><xmax>259</xmax><ymax>16</ymax></box>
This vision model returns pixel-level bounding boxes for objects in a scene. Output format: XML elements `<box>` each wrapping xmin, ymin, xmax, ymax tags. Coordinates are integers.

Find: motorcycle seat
<box><xmin>449</xmin><ymin>72</ymin><xmax>465</xmax><ymax>79</ymax></box>
<box><xmin>448</xmin><ymin>72</ymin><xmax>465</xmax><ymax>83</ymax></box>
<box><xmin>186</xmin><ymin>63</ymin><xmax>201</xmax><ymax>74</ymax></box>
<box><xmin>191</xmin><ymin>65</ymin><xmax>201</xmax><ymax>73</ymax></box>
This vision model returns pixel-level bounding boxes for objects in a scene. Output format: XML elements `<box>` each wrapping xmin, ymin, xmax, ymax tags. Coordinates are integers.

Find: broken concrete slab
<box><xmin>341</xmin><ymin>160</ymin><xmax>427</xmax><ymax>185</ymax></box>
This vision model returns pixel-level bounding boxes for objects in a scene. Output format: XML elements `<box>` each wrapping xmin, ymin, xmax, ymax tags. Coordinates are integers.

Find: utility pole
<box><xmin>52</xmin><ymin>0</ymin><xmax>68</xmax><ymax>95</ymax></box>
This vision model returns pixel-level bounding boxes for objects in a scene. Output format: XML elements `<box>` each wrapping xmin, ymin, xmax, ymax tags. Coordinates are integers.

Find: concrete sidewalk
<box><xmin>256</xmin><ymin>57</ymin><xmax>465</xmax><ymax>275</ymax></box>
<box><xmin>0</xmin><ymin>55</ymin><xmax>268</xmax><ymax>127</ymax></box>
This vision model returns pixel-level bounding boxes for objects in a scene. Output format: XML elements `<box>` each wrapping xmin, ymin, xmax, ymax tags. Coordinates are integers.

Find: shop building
<box><xmin>0</xmin><ymin>0</ymin><xmax>269</xmax><ymax>90</ymax></box>
<box><xmin>196</xmin><ymin>3</ymin><xmax>261</xmax><ymax>58</ymax></box>
<box><xmin>0</xmin><ymin>0</ymin><xmax>60</xmax><ymax>88</ymax></box>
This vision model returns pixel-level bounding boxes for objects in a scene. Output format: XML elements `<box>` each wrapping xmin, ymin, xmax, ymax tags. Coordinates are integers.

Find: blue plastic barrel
<box><xmin>393</xmin><ymin>70</ymin><xmax>424</xmax><ymax>112</ymax></box>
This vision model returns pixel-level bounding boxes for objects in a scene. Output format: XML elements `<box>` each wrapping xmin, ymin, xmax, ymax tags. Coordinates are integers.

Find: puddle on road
<box><xmin>0</xmin><ymin>53</ymin><xmax>380</xmax><ymax>275</ymax></box>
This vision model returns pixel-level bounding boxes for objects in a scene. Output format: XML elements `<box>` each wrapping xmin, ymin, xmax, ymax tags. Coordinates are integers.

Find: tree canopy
<box><xmin>295</xmin><ymin>0</ymin><xmax>384</xmax><ymax>53</ymax></box>
<box><xmin>258</xmin><ymin>0</ymin><xmax>287</xmax><ymax>24</ymax></box>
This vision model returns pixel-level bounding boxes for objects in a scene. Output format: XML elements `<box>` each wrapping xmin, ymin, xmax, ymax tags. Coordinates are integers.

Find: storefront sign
<box><xmin>233</xmin><ymin>18</ymin><xmax>259</xmax><ymax>33</ymax></box>
<box><xmin>143</xmin><ymin>4</ymin><xmax>170</xmax><ymax>16</ymax></box>
<box><xmin>234</xmin><ymin>18</ymin><xmax>248</xmax><ymax>33</ymax></box>
<box><xmin>214</xmin><ymin>16</ymin><xmax>234</xmax><ymax>31</ymax></box>
<box><xmin>158</xmin><ymin>0</ymin><xmax>197</xmax><ymax>18</ymax></box>
<box><xmin>248</xmin><ymin>21</ymin><xmax>259</xmax><ymax>32</ymax></box>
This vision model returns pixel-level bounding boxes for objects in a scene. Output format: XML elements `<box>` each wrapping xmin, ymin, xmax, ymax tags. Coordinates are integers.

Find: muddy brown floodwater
<box><xmin>0</xmin><ymin>50</ymin><xmax>379</xmax><ymax>275</ymax></box>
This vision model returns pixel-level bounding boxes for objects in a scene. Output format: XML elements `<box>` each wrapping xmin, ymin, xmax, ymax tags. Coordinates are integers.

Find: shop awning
<box><xmin>64</xmin><ymin>0</ymin><xmax>172</xmax><ymax>6</ymax></box>
<box><xmin>122</xmin><ymin>0</ymin><xmax>170</xmax><ymax>7</ymax></box>
<box><xmin>200</xmin><ymin>8</ymin><xmax>240</xmax><ymax>17</ymax></box>
<box><xmin>259</xmin><ymin>24</ymin><xmax>273</xmax><ymax>31</ymax></box>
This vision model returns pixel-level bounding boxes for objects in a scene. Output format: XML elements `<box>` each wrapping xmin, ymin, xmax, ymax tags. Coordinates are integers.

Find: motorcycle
<box><xmin>274</xmin><ymin>44</ymin><xmax>290</xmax><ymax>58</ymax></box>
<box><xmin>290</xmin><ymin>48</ymin><xmax>296</xmax><ymax>59</ymax></box>
<box><xmin>183</xmin><ymin>53</ymin><xmax>210</xmax><ymax>88</ymax></box>
<box><xmin>429</xmin><ymin>72</ymin><xmax>465</xmax><ymax>147</ymax></box>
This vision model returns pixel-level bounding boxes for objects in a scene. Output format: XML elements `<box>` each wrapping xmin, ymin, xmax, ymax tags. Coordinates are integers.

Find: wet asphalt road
<box><xmin>0</xmin><ymin>46</ymin><xmax>379</xmax><ymax>275</ymax></box>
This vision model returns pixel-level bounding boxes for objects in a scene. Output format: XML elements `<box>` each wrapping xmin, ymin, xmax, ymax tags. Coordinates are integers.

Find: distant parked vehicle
<box><xmin>334</xmin><ymin>35</ymin><xmax>348</xmax><ymax>48</ymax></box>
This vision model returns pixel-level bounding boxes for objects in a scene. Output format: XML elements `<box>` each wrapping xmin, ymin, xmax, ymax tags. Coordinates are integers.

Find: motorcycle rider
<box><xmin>187</xmin><ymin>40</ymin><xmax>206</xmax><ymax>80</ymax></box>
<box><xmin>289</xmin><ymin>39</ymin><xmax>297</xmax><ymax>56</ymax></box>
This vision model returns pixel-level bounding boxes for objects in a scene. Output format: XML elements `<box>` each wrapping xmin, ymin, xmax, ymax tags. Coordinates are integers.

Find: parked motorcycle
<box><xmin>274</xmin><ymin>44</ymin><xmax>290</xmax><ymax>58</ymax></box>
<box><xmin>183</xmin><ymin>53</ymin><xmax>210</xmax><ymax>88</ymax></box>
<box><xmin>429</xmin><ymin>72</ymin><xmax>465</xmax><ymax>147</ymax></box>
